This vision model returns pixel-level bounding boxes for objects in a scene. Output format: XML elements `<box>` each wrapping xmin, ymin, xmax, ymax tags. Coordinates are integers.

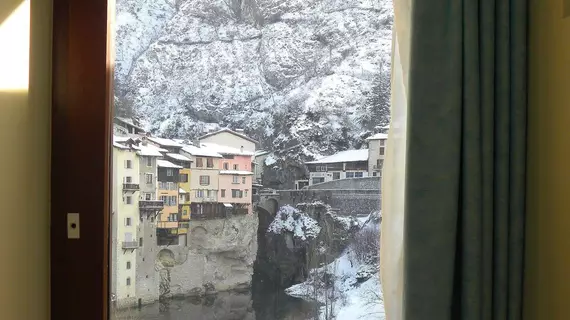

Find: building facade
<box><xmin>199</xmin><ymin>128</ymin><xmax>258</xmax><ymax>154</ymax></box>
<box><xmin>111</xmin><ymin>141</ymin><xmax>140</xmax><ymax>307</ymax></box>
<box><xmin>157</xmin><ymin>159</ymin><xmax>181</xmax><ymax>244</ymax></box>
<box><xmin>133</xmin><ymin>142</ymin><xmax>163</xmax><ymax>304</ymax></box>
<box><xmin>217</xmin><ymin>149</ymin><xmax>255</xmax><ymax>215</ymax></box>
<box><xmin>306</xmin><ymin>149</ymin><xmax>370</xmax><ymax>186</ymax></box>
<box><xmin>180</xmin><ymin>145</ymin><xmax>223</xmax><ymax>219</ymax></box>
<box><xmin>366</xmin><ymin>133</ymin><xmax>388</xmax><ymax>177</ymax></box>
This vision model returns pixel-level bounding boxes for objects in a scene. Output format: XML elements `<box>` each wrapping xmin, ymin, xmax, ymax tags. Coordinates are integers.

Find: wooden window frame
<box><xmin>51</xmin><ymin>0</ymin><xmax>113</xmax><ymax>319</ymax></box>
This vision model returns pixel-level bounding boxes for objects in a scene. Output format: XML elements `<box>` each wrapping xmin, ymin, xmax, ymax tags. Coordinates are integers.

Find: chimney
<box><xmin>141</xmin><ymin>136</ymin><xmax>148</xmax><ymax>146</ymax></box>
<box><xmin>240</xmin><ymin>146</ymin><xmax>244</xmax><ymax>153</ymax></box>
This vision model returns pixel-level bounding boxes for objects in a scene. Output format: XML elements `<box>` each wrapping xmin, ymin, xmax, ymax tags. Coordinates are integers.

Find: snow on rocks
<box><xmin>267</xmin><ymin>205</ymin><xmax>321</xmax><ymax>241</ymax></box>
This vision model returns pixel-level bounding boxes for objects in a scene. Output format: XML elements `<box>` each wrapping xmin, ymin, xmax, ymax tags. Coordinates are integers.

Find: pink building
<box><xmin>201</xmin><ymin>143</ymin><xmax>254</xmax><ymax>214</ymax></box>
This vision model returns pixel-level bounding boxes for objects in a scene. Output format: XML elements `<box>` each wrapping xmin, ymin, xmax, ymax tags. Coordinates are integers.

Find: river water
<box><xmin>113</xmin><ymin>276</ymin><xmax>318</xmax><ymax>320</ymax></box>
<box><xmin>113</xmin><ymin>289</ymin><xmax>317</xmax><ymax>320</ymax></box>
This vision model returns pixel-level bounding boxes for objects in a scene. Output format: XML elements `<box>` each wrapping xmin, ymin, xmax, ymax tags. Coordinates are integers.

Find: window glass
<box><xmin>111</xmin><ymin>0</ymin><xmax>391</xmax><ymax>318</ymax></box>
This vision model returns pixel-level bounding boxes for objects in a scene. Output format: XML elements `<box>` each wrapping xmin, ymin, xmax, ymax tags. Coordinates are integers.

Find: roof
<box><xmin>199</xmin><ymin>128</ymin><xmax>258</xmax><ymax>144</ymax></box>
<box><xmin>255</xmin><ymin>150</ymin><xmax>271</xmax><ymax>157</ymax></box>
<box><xmin>113</xmin><ymin>142</ymin><xmax>130</xmax><ymax>149</ymax></box>
<box><xmin>179</xmin><ymin>188</ymin><xmax>188</xmax><ymax>194</ymax></box>
<box><xmin>115</xmin><ymin>117</ymin><xmax>145</xmax><ymax>131</ymax></box>
<box><xmin>220</xmin><ymin>170</ymin><xmax>254</xmax><ymax>175</ymax></box>
<box><xmin>166</xmin><ymin>153</ymin><xmax>192</xmax><ymax>162</ymax></box>
<box><xmin>223</xmin><ymin>203</ymin><xmax>233</xmax><ymax>208</ymax></box>
<box><xmin>306</xmin><ymin>149</ymin><xmax>369</xmax><ymax>164</ymax></box>
<box><xmin>134</xmin><ymin>144</ymin><xmax>164</xmax><ymax>157</ymax></box>
<box><xmin>366</xmin><ymin>133</ymin><xmax>389</xmax><ymax>140</ymax></box>
<box><xmin>200</xmin><ymin>142</ymin><xmax>255</xmax><ymax>156</ymax></box>
<box><xmin>157</xmin><ymin>160</ymin><xmax>183</xmax><ymax>169</ymax></box>
<box><xmin>147</xmin><ymin>137</ymin><xmax>183</xmax><ymax>148</ymax></box>
<box><xmin>181</xmin><ymin>144</ymin><xmax>223</xmax><ymax>158</ymax></box>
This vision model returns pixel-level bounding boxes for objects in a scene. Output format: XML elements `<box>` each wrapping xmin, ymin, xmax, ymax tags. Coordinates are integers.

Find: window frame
<box><xmin>199</xmin><ymin>175</ymin><xmax>210</xmax><ymax>186</ymax></box>
<box><xmin>49</xmin><ymin>0</ymin><xmax>383</xmax><ymax>318</ymax></box>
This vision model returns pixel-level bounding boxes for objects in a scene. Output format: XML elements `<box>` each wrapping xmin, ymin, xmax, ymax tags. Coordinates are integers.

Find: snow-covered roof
<box><xmin>181</xmin><ymin>144</ymin><xmax>223</xmax><ymax>158</ymax></box>
<box><xmin>306</xmin><ymin>149</ymin><xmax>369</xmax><ymax>164</ymax></box>
<box><xmin>220</xmin><ymin>170</ymin><xmax>254</xmax><ymax>175</ymax></box>
<box><xmin>147</xmin><ymin>137</ymin><xmax>183</xmax><ymax>148</ymax></box>
<box><xmin>113</xmin><ymin>142</ymin><xmax>129</xmax><ymax>149</ymax></box>
<box><xmin>166</xmin><ymin>153</ymin><xmax>192</xmax><ymax>162</ymax></box>
<box><xmin>157</xmin><ymin>160</ymin><xmax>183</xmax><ymax>169</ymax></box>
<box><xmin>115</xmin><ymin>117</ymin><xmax>144</xmax><ymax>131</ymax></box>
<box><xmin>255</xmin><ymin>150</ymin><xmax>271</xmax><ymax>157</ymax></box>
<box><xmin>199</xmin><ymin>128</ymin><xmax>258</xmax><ymax>144</ymax></box>
<box><xmin>200</xmin><ymin>142</ymin><xmax>255</xmax><ymax>156</ymax></box>
<box><xmin>179</xmin><ymin>188</ymin><xmax>187</xmax><ymax>194</ymax></box>
<box><xmin>134</xmin><ymin>144</ymin><xmax>164</xmax><ymax>157</ymax></box>
<box><xmin>366</xmin><ymin>133</ymin><xmax>388</xmax><ymax>140</ymax></box>
<box><xmin>223</xmin><ymin>203</ymin><xmax>233</xmax><ymax>208</ymax></box>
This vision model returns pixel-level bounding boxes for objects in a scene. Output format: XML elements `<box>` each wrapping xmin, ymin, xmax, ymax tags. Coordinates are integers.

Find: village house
<box><xmin>305</xmin><ymin>149</ymin><xmax>370</xmax><ymax>186</ymax></box>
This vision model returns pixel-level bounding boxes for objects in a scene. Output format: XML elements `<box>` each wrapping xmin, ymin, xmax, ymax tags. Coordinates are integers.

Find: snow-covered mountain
<box><xmin>115</xmin><ymin>0</ymin><xmax>393</xmax><ymax>160</ymax></box>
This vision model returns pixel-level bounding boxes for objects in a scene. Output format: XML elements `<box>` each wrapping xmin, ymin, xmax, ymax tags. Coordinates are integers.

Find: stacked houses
<box><xmin>111</xmin><ymin>123</ymin><xmax>257</xmax><ymax>307</ymax></box>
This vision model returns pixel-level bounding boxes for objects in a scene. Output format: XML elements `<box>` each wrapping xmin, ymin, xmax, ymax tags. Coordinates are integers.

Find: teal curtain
<box><xmin>403</xmin><ymin>1</ymin><xmax>527</xmax><ymax>319</ymax></box>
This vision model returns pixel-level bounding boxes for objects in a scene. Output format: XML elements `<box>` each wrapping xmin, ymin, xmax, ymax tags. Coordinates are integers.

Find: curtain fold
<box><xmin>381</xmin><ymin>0</ymin><xmax>528</xmax><ymax>319</ymax></box>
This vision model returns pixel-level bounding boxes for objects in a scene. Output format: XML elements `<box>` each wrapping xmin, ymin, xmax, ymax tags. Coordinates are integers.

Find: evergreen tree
<box><xmin>359</xmin><ymin>70</ymin><xmax>391</xmax><ymax>134</ymax></box>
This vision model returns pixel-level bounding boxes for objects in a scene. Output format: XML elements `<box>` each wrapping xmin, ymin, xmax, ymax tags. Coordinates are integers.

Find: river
<box><xmin>113</xmin><ymin>275</ymin><xmax>318</xmax><ymax>320</ymax></box>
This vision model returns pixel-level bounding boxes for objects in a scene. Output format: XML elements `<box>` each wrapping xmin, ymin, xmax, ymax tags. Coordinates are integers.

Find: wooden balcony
<box><xmin>139</xmin><ymin>200</ymin><xmax>164</xmax><ymax>210</ymax></box>
<box><xmin>122</xmin><ymin>183</ymin><xmax>140</xmax><ymax>191</ymax></box>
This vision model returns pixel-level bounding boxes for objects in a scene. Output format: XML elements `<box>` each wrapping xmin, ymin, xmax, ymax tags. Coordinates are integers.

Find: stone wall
<box><xmin>259</xmin><ymin>187</ymin><xmax>381</xmax><ymax>217</ymax></box>
<box><xmin>307</xmin><ymin>176</ymin><xmax>381</xmax><ymax>190</ymax></box>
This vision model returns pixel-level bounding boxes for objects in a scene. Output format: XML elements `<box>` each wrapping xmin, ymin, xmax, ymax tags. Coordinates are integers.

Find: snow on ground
<box><xmin>286</xmin><ymin>250</ymin><xmax>385</xmax><ymax>320</ymax></box>
<box><xmin>267</xmin><ymin>205</ymin><xmax>321</xmax><ymax>241</ymax></box>
<box><xmin>286</xmin><ymin>209</ymin><xmax>384</xmax><ymax>320</ymax></box>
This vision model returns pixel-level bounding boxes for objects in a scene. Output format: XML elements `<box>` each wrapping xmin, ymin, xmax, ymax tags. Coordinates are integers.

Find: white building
<box><xmin>305</xmin><ymin>149</ymin><xmax>370</xmax><ymax>185</ymax></box>
<box><xmin>111</xmin><ymin>138</ymin><xmax>141</xmax><ymax>307</ymax></box>
<box><xmin>366</xmin><ymin>133</ymin><xmax>388</xmax><ymax>177</ymax></box>
<box><xmin>199</xmin><ymin>128</ymin><xmax>258</xmax><ymax>154</ymax></box>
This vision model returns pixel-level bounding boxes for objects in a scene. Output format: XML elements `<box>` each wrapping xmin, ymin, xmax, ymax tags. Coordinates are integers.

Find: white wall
<box><xmin>200</xmin><ymin>131</ymin><xmax>256</xmax><ymax>153</ymax></box>
<box><xmin>0</xmin><ymin>0</ymin><xmax>51</xmax><ymax>318</ymax></box>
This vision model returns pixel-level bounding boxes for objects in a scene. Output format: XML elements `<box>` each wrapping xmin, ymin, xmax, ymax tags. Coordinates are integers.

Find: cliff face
<box><xmin>115</xmin><ymin>0</ymin><xmax>393</xmax><ymax>159</ymax></box>
<box><xmin>155</xmin><ymin>214</ymin><xmax>258</xmax><ymax>299</ymax></box>
<box><xmin>255</xmin><ymin>202</ymin><xmax>358</xmax><ymax>288</ymax></box>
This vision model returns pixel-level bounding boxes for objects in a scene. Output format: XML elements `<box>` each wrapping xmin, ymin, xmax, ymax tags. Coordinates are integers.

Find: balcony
<box><xmin>373</xmin><ymin>165</ymin><xmax>383</xmax><ymax>170</ymax></box>
<box><xmin>122</xmin><ymin>241</ymin><xmax>138</xmax><ymax>249</ymax></box>
<box><xmin>139</xmin><ymin>200</ymin><xmax>164</xmax><ymax>210</ymax></box>
<box><xmin>157</xmin><ymin>221</ymin><xmax>178</xmax><ymax>229</ymax></box>
<box><xmin>123</xmin><ymin>183</ymin><xmax>140</xmax><ymax>191</ymax></box>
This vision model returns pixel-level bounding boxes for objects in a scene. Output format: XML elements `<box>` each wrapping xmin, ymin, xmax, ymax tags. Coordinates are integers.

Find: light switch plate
<box><xmin>67</xmin><ymin>213</ymin><xmax>80</xmax><ymax>239</ymax></box>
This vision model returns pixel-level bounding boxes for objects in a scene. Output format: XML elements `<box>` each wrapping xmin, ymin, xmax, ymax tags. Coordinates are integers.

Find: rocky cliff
<box><xmin>255</xmin><ymin>201</ymin><xmax>358</xmax><ymax>288</ymax></box>
<box><xmin>115</xmin><ymin>0</ymin><xmax>393</xmax><ymax>160</ymax></box>
<box><xmin>155</xmin><ymin>213</ymin><xmax>258</xmax><ymax>299</ymax></box>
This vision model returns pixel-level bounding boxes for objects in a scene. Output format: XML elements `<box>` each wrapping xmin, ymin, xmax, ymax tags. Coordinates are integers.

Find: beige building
<box><xmin>199</xmin><ymin>128</ymin><xmax>258</xmax><ymax>154</ymax></box>
<box><xmin>111</xmin><ymin>139</ymin><xmax>141</xmax><ymax>307</ymax></box>
<box><xmin>180</xmin><ymin>144</ymin><xmax>223</xmax><ymax>218</ymax></box>
<box><xmin>366</xmin><ymin>133</ymin><xmax>388</xmax><ymax>177</ymax></box>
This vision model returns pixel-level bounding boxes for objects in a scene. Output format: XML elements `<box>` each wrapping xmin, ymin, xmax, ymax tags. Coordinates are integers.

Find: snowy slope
<box><xmin>286</xmin><ymin>250</ymin><xmax>385</xmax><ymax>320</ymax></box>
<box><xmin>114</xmin><ymin>0</ymin><xmax>393</xmax><ymax>160</ymax></box>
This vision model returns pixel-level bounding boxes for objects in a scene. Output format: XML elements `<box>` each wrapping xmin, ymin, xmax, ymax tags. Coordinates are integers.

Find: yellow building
<box><xmin>156</xmin><ymin>160</ymin><xmax>181</xmax><ymax>242</ymax></box>
<box><xmin>165</xmin><ymin>153</ymin><xmax>192</xmax><ymax>226</ymax></box>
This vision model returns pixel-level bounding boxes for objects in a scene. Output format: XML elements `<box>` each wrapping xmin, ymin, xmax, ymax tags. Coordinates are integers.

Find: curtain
<box><xmin>381</xmin><ymin>0</ymin><xmax>528</xmax><ymax>319</ymax></box>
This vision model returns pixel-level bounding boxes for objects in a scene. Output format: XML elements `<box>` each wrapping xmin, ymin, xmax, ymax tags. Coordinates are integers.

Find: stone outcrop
<box><xmin>255</xmin><ymin>201</ymin><xmax>358</xmax><ymax>288</ymax></box>
<box><xmin>154</xmin><ymin>214</ymin><xmax>258</xmax><ymax>299</ymax></box>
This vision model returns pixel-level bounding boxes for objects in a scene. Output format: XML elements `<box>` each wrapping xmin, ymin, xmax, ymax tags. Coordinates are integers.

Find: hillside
<box><xmin>115</xmin><ymin>0</ymin><xmax>393</xmax><ymax>160</ymax></box>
